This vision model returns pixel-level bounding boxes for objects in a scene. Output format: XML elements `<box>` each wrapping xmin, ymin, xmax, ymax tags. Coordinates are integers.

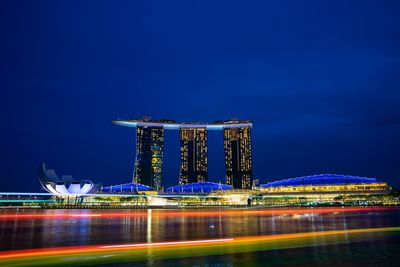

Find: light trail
<box><xmin>0</xmin><ymin>238</ymin><xmax>235</xmax><ymax>260</ymax></box>
<box><xmin>0</xmin><ymin>213</ymin><xmax>104</xmax><ymax>220</ymax></box>
<box><xmin>0</xmin><ymin>207</ymin><xmax>398</xmax><ymax>220</ymax></box>
<box><xmin>0</xmin><ymin>227</ymin><xmax>399</xmax><ymax>262</ymax></box>
<box><xmin>99</xmin><ymin>238</ymin><xmax>234</xmax><ymax>249</ymax></box>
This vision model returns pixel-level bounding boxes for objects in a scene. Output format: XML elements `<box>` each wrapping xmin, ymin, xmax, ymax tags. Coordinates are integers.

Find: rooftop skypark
<box><xmin>112</xmin><ymin>118</ymin><xmax>253</xmax><ymax>130</ymax></box>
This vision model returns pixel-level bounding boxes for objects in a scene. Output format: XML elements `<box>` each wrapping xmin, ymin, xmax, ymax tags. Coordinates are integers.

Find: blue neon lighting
<box><xmin>258</xmin><ymin>174</ymin><xmax>380</xmax><ymax>188</ymax></box>
<box><xmin>164</xmin><ymin>182</ymin><xmax>233</xmax><ymax>194</ymax></box>
<box><xmin>100</xmin><ymin>183</ymin><xmax>154</xmax><ymax>192</ymax></box>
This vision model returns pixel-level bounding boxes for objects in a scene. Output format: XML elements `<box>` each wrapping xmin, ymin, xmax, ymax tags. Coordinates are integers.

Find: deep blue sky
<box><xmin>1</xmin><ymin>1</ymin><xmax>400</xmax><ymax>192</ymax></box>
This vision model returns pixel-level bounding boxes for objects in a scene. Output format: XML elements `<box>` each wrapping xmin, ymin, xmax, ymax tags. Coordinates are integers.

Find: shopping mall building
<box><xmin>96</xmin><ymin>174</ymin><xmax>392</xmax><ymax>207</ymax></box>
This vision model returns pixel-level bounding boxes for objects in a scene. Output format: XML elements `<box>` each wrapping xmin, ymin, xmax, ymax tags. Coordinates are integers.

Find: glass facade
<box><xmin>133</xmin><ymin>126</ymin><xmax>164</xmax><ymax>191</ymax></box>
<box><xmin>101</xmin><ymin>183</ymin><xmax>154</xmax><ymax>193</ymax></box>
<box><xmin>224</xmin><ymin>127</ymin><xmax>253</xmax><ymax>189</ymax></box>
<box><xmin>165</xmin><ymin>182</ymin><xmax>233</xmax><ymax>194</ymax></box>
<box><xmin>257</xmin><ymin>174</ymin><xmax>390</xmax><ymax>194</ymax></box>
<box><xmin>257</xmin><ymin>183</ymin><xmax>389</xmax><ymax>194</ymax></box>
<box><xmin>179</xmin><ymin>128</ymin><xmax>208</xmax><ymax>184</ymax></box>
<box><xmin>259</xmin><ymin>174</ymin><xmax>380</xmax><ymax>188</ymax></box>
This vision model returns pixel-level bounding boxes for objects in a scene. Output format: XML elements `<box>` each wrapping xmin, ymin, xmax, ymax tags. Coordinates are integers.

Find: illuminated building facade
<box><xmin>133</xmin><ymin>126</ymin><xmax>164</xmax><ymax>190</ymax></box>
<box><xmin>224</xmin><ymin>127</ymin><xmax>253</xmax><ymax>189</ymax></box>
<box><xmin>100</xmin><ymin>182</ymin><xmax>156</xmax><ymax>195</ymax></box>
<box><xmin>113</xmin><ymin>118</ymin><xmax>253</xmax><ymax>190</ymax></box>
<box><xmin>38</xmin><ymin>163</ymin><xmax>98</xmax><ymax>196</ymax></box>
<box><xmin>179</xmin><ymin>128</ymin><xmax>208</xmax><ymax>184</ymax></box>
<box><xmin>165</xmin><ymin>182</ymin><xmax>233</xmax><ymax>194</ymax></box>
<box><xmin>257</xmin><ymin>174</ymin><xmax>390</xmax><ymax>195</ymax></box>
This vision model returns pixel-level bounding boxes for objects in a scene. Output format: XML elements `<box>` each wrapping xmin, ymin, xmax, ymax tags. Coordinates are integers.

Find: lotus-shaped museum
<box><xmin>38</xmin><ymin>163</ymin><xmax>98</xmax><ymax>196</ymax></box>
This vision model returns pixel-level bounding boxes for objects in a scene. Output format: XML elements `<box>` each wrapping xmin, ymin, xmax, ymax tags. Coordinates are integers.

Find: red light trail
<box><xmin>0</xmin><ymin>207</ymin><xmax>397</xmax><ymax>220</ymax></box>
<box><xmin>0</xmin><ymin>227</ymin><xmax>398</xmax><ymax>262</ymax></box>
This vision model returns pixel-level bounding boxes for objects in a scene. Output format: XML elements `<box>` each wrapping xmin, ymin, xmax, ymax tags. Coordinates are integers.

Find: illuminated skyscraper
<box><xmin>113</xmin><ymin>118</ymin><xmax>253</xmax><ymax>190</ymax></box>
<box><xmin>179</xmin><ymin>128</ymin><xmax>208</xmax><ymax>184</ymax></box>
<box><xmin>224</xmin><ymin>126</ymin><xmax>253</xmax><ymax>189</ymax></box>
<box><xmin>133</xmin><ymin>126</ymin><xmax>164</xmax><ymax>190</ymax></box>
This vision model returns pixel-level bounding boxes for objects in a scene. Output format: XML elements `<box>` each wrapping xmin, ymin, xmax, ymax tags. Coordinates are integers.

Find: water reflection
<box><xmin>0</xmin><ymin>208</ymin><xmax>399</xmax><ymax>266</ymax></box>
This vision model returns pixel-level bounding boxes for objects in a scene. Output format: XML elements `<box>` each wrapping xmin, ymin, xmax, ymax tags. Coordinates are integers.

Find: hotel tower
<box><xmin>133</xmin><ymin>125</ymin><xmax>164</xmax><ymax>191</ymax></box>
<box><xmin>223</xmin><ymin>126</ymin><xmax>253</xmax><ymax>189</ymax></box>
<box><xmin>113</xmin><ymin>118</ymin><xmax>253</xmax><ymax>190</ymax></box>
<box><xmin>179</xmin><ymin>128</ymin><xmax>208</xmax><ymax>184</ymax></box>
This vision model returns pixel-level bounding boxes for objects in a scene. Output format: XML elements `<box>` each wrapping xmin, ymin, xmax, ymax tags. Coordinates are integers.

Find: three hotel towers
<box><xmin>113</xmin><ymin>118</ymin><xmax>253</xmax><ymax>191</ymax></box>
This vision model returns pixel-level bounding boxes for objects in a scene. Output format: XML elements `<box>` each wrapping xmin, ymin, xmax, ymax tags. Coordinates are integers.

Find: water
<box><xmin>0</xmin><ymin>207</ymin><xmax>400</xmax><ymax>266</ymax></box>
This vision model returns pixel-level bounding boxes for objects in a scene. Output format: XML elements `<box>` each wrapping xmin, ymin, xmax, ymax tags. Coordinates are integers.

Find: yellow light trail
<box><xmin>0</xmin><ymin>227</ymin><xmax>399</xmax><ymax>266</ymax></box>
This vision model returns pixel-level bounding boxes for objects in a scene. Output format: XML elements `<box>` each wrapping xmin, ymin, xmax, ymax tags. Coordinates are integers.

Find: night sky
<box><xmin>1</xmin><ymin>1</ymin><xmax>400</xmax><ymax>192</ymax></box>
